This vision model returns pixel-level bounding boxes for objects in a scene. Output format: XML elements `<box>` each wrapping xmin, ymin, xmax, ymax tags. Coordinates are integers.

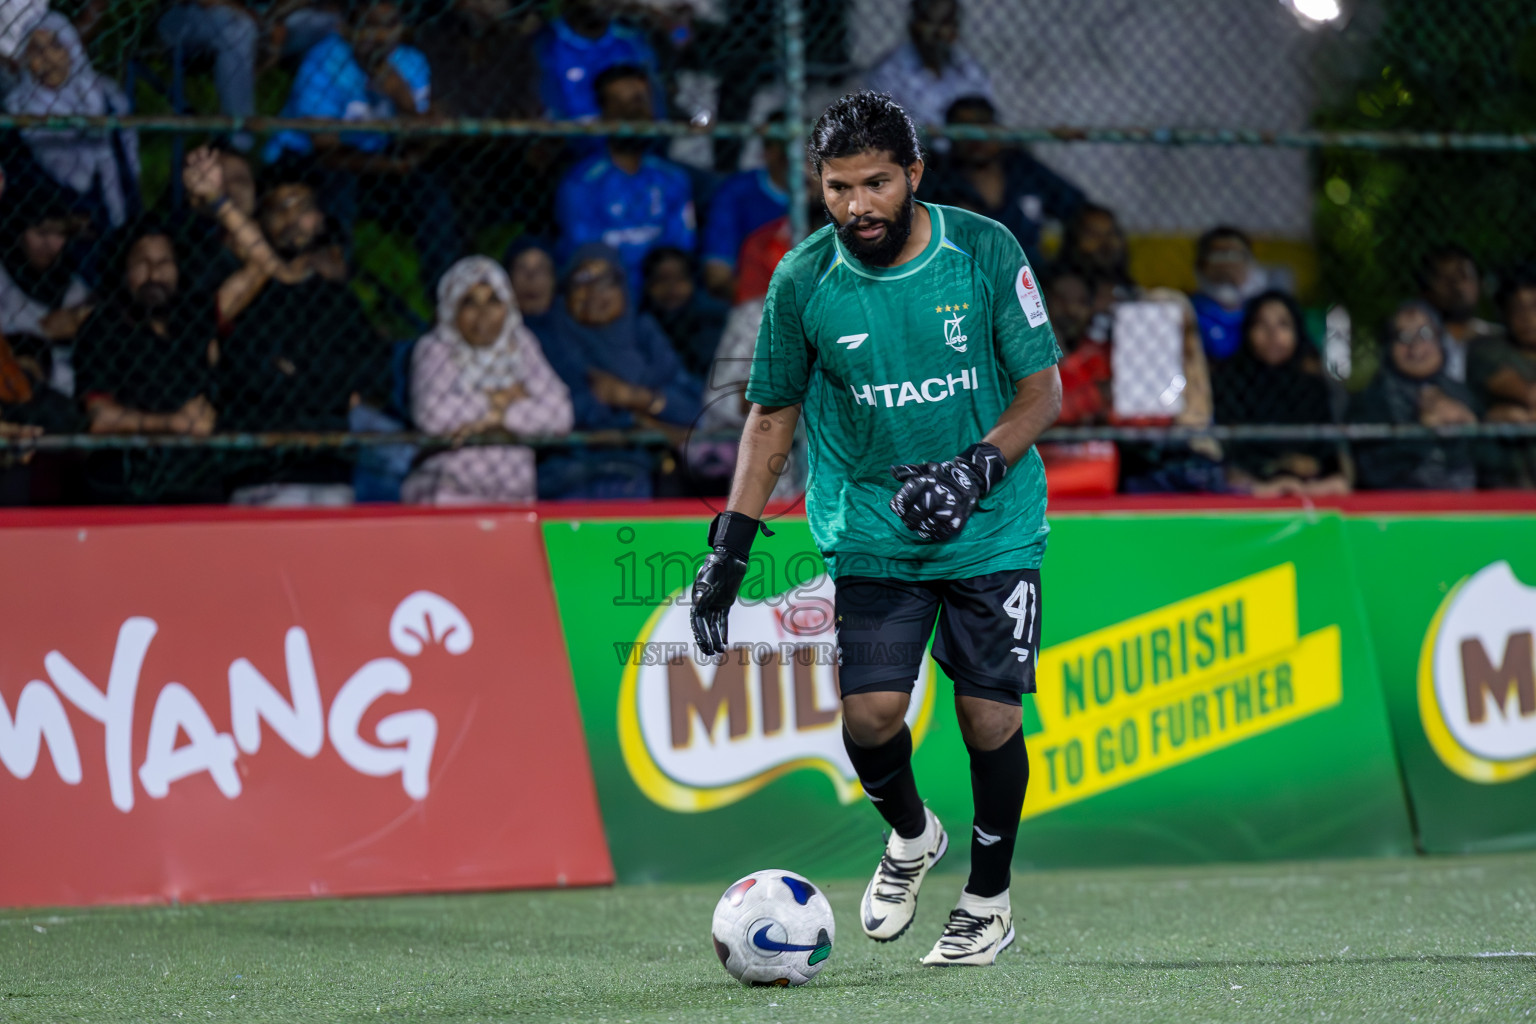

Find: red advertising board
<box><xmin>0</xmin><ymin>512</ymin><xmax>613</xmax><ymax>906</ymax></box>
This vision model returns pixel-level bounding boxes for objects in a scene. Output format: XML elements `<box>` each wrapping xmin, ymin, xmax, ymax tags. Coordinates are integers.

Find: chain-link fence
<box><xmin>0</xmin><ymin>0</ymin><xmax>1534</xmax><ymax>506</ymax></box>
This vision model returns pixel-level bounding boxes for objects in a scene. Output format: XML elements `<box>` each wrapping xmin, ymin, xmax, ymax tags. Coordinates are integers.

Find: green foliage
<box><xmin>1313</xmin><ymin>1</ymin><xmax>1536</xmax><ymax>365</ymax></box>
<box><xmin>351</xmin><ymin>220</ymin><xmax>432</xmax><ymax>335</ymax></box>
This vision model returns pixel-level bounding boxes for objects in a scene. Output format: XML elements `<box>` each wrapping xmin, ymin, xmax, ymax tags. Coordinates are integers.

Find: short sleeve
<box><xmin>744</xmin><ymin>268</ymin><xmax>811</xmax><ymax>407</ymax></box>
<box><xmin>981</xmin><ymin>225</ymin><xmax>1061</xmax><ymax>382</ymax></box>
<box><xmin>389</xmin><ymin>47</ymin><xmax>432</xmax><ymax>113</ymax></box>
<box><xmin>287</xmin><ymin>38</ymin><xmax>352</xmax><ymax>119</ymax></box>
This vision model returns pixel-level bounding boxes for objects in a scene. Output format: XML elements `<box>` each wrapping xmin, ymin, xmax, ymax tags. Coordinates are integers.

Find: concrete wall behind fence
<box><xmin>841</xmin><ymin>0</ymin><xmax>1378</xmax><ymax>238</ymax></box>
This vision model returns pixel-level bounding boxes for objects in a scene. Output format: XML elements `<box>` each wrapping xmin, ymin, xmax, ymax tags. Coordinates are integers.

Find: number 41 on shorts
<box><xmin>1003</xmin><ymin>579</ymin><xmax>1038</xmax><ymax>662</ymax></box>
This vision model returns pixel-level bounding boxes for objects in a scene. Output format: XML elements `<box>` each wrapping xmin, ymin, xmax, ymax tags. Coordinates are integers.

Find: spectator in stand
<box><xmin>556</xmin><ymin>64</ymin><xmax>695</xmax><ymax>293</ymax></box>
<box><xmin>1059</xmin><ymin>204</ymin><xmax>1222</xmax><ymax>491</ymax></box>
<box><xmin>73</xmin><ymin>220</ymin><xmax>216</xmax><ymax>438</ymax></box>
<box><xmin>642</xmin><ymin>246</ymin><xmax>727</xmax><ymax>379</ymax></box>
<box><xmin>1191</xmin><ymin>226</ymin><xmax>1273</xmax><ymax>363</ymax></box>
<box><xmin>1061</xmin><ymin>204</ymin><xmax>1135</xmax><ymax>291</ymax></box>
<box><xmin>6</xmin><ymin>14</ymin><xmax>140</xmax><ymax>230</ymax></box>
<box><xmin>535</xmin><ymin>0</ymin><xmax>661</xmax><ymax>122</ymax></box>
<box><xmin>216</xmin><ymin>162</ymin><xmax>387</xmax><ymax>485</ymax></box>
<box><xmin>534</xmin><ymin>244</ymin><xmax>702</xmax><ymax>499</ymax></box>
<box><xmin>263</xmin><ymin>1</ymin><xmax>460</xmax><ymax>287</ymax></box>
<box><xmin>1351</xmin><ymin>300</ymin><xmax>1479</xmax><ymax>491</ymax></box>
<box><xmin>1037</xmin><ymin>263</ymin><xmax>1117</xmax><ymax>496</ymax></box>
<box><xmin>403</xmin><ymin>256</ymin><xmax>573</xmax><ymax>505</ymax></box>
<box><xmin>0</xmin><ymin>193</ymin><xmax>92</xmax><ymax>342</ymax></box>
<box><xmin>1213</xmin><ymin>291</ymin><xmax>1349</xmax><ymax>497</ymax></box>
<box><xmin>1046</xmin><ymin>265</ymin><xmax>1108</xmax><ymax>426</ymax></box>
<box><xmin>157</xmin><ymin>1</ymin><xmax>260</xmax><ymax>149</ymax></box>
<box><xmin>0</xmin><ymin>326</ymin><xmax>74</xmax><ymax>505</ymax></box>
<box><xmin>864</xmin><ymin>0</ymin><xmax>990</xmax><ymax>134</ymax></box>
<box><xmin>0</xmin><ymin>194</ymin><xmax>93</xmax><ymax>397</ymax></box>
<box><xmin>178</xmin><ymin>144</ymin><xmax>312</xmax><ymax>324</ymax></box>
<box><xmin>505</xmin><ymin>235</ymin><xmax>559</xmax><ymax>334</ymax></box>
<box><xmin>1474</xmin><ymin>264</ymin><xmax>1536</xmax><ymax>419</ymax></box>
<box><xmin>734</xmin><ymin>214</ymin><xmax>791</xmax><ymax>305</ymax></box>
<box><xmin>71</xmin><ymin>219</ymin><xmax>224</xmax><ymax>500</ymax></box>
<box><xmin>725</xmin><ymin>197</ymin><xmax>830</xmax><ymax>307</ymax></box>
<box><xmin>1060</xmin><ymin>202</ymin><xmax>1137</xmax><ymax>343</ymax></box>
<box><xmin>1419</xmin><ymin>243</ymin><xmax>1500</xmax><ymax>383</ymax></box>
<box><xmin>0</xmin><ymin>325</ymin><xmax>77</xmax><ymax>435</ymax></box>
<box><xmin>930</xmin><ymin>96</ymin><xmax>1085</xmax><ymax>269</ymax></box>
<box><xmin>701</xmin><ymin>113</ymin><xmax>790</xmax><ymax>299</ymax></box>
<box><xmin>1467</xmin><ymin>264</ymin><xmax>1536</xmax><ymax>486</ymax></box>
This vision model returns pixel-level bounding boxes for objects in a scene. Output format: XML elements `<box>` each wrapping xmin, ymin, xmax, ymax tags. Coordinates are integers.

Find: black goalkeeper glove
<box><xmin>691</xmin><ymin>511</ymin><xmax>774</xmax><ymax>656</ymax></box>
<box><xmin>889</xmin><ymin>441</ymin><xmax>1008</xmax><ymax>542</ymax></box>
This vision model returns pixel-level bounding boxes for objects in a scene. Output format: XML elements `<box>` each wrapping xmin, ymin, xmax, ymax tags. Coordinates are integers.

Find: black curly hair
<box><xmin>807</xmin><ymin>91</ymin><xmax>923</xmax><ymax>175</ymax></box>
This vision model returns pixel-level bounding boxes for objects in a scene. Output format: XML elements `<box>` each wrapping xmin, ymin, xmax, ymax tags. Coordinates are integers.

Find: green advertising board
<box><xmin>542</xmin><ymin>513</ymin><xmax>1414</xmax><ymax>883</ymax></box>
<box><xmin>1347</xmin><ymin>517</ymin><xmax>1536</xmax><ymax>854</ymax></box>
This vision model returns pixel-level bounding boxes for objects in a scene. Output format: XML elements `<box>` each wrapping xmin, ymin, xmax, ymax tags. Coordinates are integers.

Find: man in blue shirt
<box><xmin>262</xmin><ymin>2</ymin><xmax>460</xmax><ymax>290</ymax></box>
<box><xmin>700</xmin><ymin>112</ymin><xmax>789</xmax><ymax>298</ymax></box>
<box><xmin>1191</xmin><ymin>226</ymin><xmax>1270</xmax><ymax>363</ymax></box>
<box><xmin>264</xmin><ymin>3</ymin><xmax>431</xmax><ymax>162</ymax></box>
<box><xmin>556</xmin><ymin>65</ymin><xmax>695</xmax><ymax>294</ymax></box>
<box><xmin>536</xmin><ymin>0</ymin><xmax>663</xmax><ymax>122</ymax></box>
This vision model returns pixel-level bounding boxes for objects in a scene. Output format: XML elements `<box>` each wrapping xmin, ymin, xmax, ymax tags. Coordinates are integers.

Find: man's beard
<box><xmin>274</xmin><ymin>233</ymin><xmax>318</xmax><ymax>260</ymax></box>
<box><xmin>834</xmin><ymin>183</ymin><xmax>914</xmax><ymax>267</ymax></box>
<box><xmin>132</xmin><ymin>283</ymin><xmax>174</xmax><ymax>312</ymax></box>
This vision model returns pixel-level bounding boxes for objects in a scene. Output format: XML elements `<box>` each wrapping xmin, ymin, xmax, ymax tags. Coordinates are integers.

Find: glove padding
<box><xmin>889</xmin><ymin>442</ymin><xmax>1007</xmax><ymax>542</ymax></box>
<box><xmin>691</xmin><ymin>511</ymin><xmax>773</xmax><ymax>656</ymax></box>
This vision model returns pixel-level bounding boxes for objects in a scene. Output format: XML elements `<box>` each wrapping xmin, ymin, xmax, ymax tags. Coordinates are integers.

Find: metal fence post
<box><xmin>782</xmin><ymin>0</ymin><xmax>809</xmax><ymax>243</ymax></box>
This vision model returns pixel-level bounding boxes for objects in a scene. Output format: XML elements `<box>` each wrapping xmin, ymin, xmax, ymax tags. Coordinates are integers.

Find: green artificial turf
<box><xmin>2</xmin><ymin>852</ymin><xmax>1534</xmax><ymax>1022</ymax></box>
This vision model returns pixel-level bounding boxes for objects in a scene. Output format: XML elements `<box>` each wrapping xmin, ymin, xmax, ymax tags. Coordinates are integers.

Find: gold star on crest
<box><xmin>935</xmin><ymin>306</ymin><xmax>943</xmax><ymax>313</ymax></box>
<box><xmin>963</xmin><ymin>303</ymin><xmax>969</xmax><ymax>309</ymax></box>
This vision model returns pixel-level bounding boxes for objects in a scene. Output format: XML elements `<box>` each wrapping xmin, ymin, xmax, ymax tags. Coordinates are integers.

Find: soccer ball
<box><xmin>710</xmin><ymin>869</ymin><xmax>835</xmax><ymax>986</ymax></box>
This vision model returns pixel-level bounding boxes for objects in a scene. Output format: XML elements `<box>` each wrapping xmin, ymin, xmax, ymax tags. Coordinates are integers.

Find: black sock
<box><xmin>965</xmin><ymin>727</ymin><xmax>1028</xmax><ymax>898</ymax></box>
<box><xmin>843</xmin><ymin>723</ymin><xmax>927</xmax><ymax>840</ymax></box>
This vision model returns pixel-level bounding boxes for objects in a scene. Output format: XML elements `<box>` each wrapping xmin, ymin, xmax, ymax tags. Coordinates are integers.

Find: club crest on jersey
<box><xmin>935</xmin><ymin>302</ymin><xmax>970</xmax><ymax>353</ymax></box>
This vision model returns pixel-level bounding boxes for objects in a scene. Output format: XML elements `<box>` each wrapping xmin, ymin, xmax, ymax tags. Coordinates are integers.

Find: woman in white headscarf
<box><xmin>403</xmin><ymin>256</ymin><xmax>574</xmax><ymax>504</ymax></box>
<box><xmin>6</xmin><ymin>13</ymin><xmax>141</xmax><ymax>229</ymax></box>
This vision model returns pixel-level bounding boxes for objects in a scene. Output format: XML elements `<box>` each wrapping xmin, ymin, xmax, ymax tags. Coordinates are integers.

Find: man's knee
<box><xmin>955</xmin><ymin>695</ymin><xmax>1023</xmax><ymax>751</ymax></box>
<box><xmin>842</xmin><ymin>691</ymin><xmax>910</xmax><ymax>747</ymax></box>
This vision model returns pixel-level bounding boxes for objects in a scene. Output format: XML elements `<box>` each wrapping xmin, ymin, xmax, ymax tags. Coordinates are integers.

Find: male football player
<box><xmin>691</xmin><ymin>92</ymin><xmax>1061</xmax><ymax>965</ymax></box>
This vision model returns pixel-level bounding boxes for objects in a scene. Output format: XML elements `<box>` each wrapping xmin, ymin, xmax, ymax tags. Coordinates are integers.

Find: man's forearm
<box><xmin>982</xmin><ymin>365</ymin><xmax>1063</xmax><ymax>465</ymax></box>
<box><xmin>215</xmin><ymin>203</ymin><xmax>282</xmax><ymax>277</ymax></box>
<box><xmin>1484</xmin><ymin>366</ymin><xmax>1532</xmax><ymax>406</ymax></box>
<box><xmin>89</xmin><ymin>401</ymin><xmax>172</xmax><ymax>435</ymax></box>
<box><xmin>727</xmin><ymin>402</ymin><xmax>800</xmax><ymax>519</ymax></box>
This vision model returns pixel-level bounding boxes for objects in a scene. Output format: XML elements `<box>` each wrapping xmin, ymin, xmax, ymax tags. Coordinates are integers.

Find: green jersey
<box><xmin>746</xmin><ymin>202</ymin><xmax>1062</xmax><ymax>581</ymax></box>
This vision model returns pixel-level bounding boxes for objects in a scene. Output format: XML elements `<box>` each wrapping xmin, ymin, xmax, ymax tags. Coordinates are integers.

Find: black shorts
<box><xmin>833</xmin><ymin>567</ymin><xmax>1042</xmax><ymax>706</ymax></box>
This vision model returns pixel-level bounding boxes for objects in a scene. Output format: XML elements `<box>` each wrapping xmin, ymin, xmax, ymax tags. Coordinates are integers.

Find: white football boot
<box><xmin>859</xmin><ymin>808</ymin><xmax>948</xmax><ymax>942</ymax></box>
<box><xmin>920</xmin><ymin>889</ymin><xmax>1015</xmax><ymax>966</ymax></box>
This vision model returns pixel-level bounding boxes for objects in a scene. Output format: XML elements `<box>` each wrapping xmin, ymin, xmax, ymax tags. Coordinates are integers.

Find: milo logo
<box><xmin>1419</xmin><ymin>561</ymin><xmax>1536</xmax><ymax>783</ymax></box>
<box><xmin>616</xmin><ymin>573</ymin><xmax>935</xmax><ymax>812</ymax></box>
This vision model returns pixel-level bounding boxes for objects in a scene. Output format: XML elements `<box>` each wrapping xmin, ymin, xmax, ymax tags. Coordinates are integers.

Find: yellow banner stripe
<box><xmin>1023</xmin><ymin>625</ymin><xmax>1341</xmax><ymax>819</ymax></box>
<box><xmin>1038</xmin><ymin>563</ymin><xmax>1298</xmax><ymax>730</ymax></box>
